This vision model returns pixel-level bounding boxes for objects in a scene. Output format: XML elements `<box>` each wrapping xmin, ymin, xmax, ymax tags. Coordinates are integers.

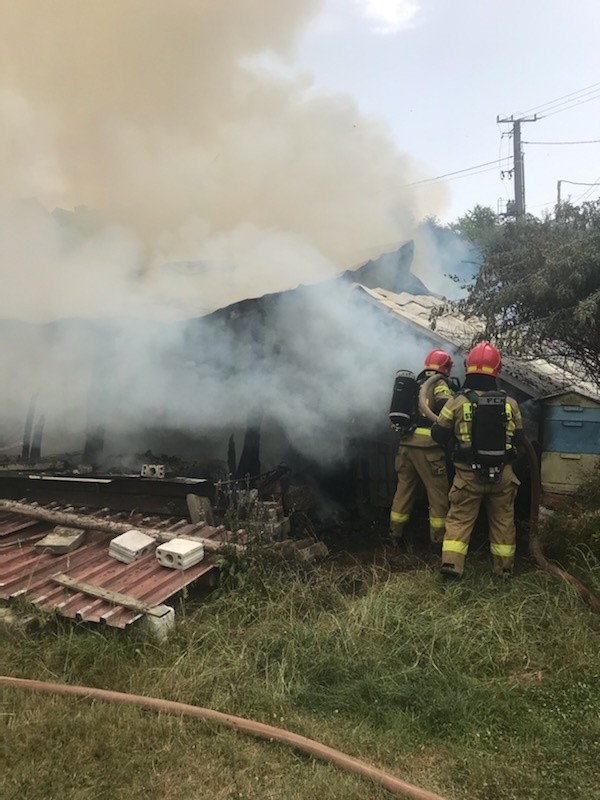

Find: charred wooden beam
<box><xmin>236</xmin><ymin>412</ymin><xmax>262</xmax><ymax>479</ymax></box>
<box><xmin>29</xmin><ymin>414</ymin><xmax>45</xmax><ymax>462</ymax></box>
<box><xmin>21</xmin><ymin>394</ymin><xmax>38</xmax><ymax>462</ymax></box>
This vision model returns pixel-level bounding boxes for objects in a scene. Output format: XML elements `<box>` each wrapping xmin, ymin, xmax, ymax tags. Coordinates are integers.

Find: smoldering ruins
<box><xmin>0</xmin><ymin>3</ymin><xmax>452</xmax><ymax>515</ymax></box>
<box><xmin>0</xmin><ymin>242</ymin><xmax>432</xmax><ymax>512</ymax></box>
<box><xmin>0</xmin><ymin>240</ymin><xmax>451</xmax><ymax>634</ymax></box>
<box><xmin>0</xmin><ymin>3</ymin><xmax>466</xmax><ymax>629</ymax></box>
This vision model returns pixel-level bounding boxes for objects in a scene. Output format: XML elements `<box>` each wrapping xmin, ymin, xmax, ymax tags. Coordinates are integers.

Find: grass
<box><xmin>3</xmin><ymin>552</ymin><xmax>600</xmax><ymax>800</ymax></box>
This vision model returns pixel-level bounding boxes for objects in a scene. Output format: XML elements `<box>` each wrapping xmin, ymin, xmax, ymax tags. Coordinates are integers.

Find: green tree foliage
<box><xmin>450</xmin><ymin>204</ymin><xmax>505</xmax><ymax>250</ymax></box>
<box><xmin>458</xmin><ymin>199</ymin><xmax>600</xmax><ymax>379</ymax></box>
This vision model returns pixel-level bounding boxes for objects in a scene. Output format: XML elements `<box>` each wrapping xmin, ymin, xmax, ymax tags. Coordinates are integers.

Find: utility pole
<box><xmin>496</xmin><ymin>115</ymin><xmax>538</xmax><ymax>218</ymax></box>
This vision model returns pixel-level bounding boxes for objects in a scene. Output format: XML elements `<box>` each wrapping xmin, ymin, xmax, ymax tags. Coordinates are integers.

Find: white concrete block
<box><xmin>141</xmin><ymin>464</ymin><xmax>165</xmax><ymax>479</ymax></box>
<box><xmin>156</xmin><ymin>538</ymin><xmax>205</xmax><ymax>570</ymax></box>
<box><xmin>109</xmin><ymin>530</ymin><xmax>156</xmax><ymax>563</ymax></box>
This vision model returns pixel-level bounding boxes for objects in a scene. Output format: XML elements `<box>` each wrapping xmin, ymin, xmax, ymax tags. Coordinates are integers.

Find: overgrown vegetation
<box><xmin>457</xmin><ymin>199</ymin><xmax>600</xmax><ymax>379</ymax></box>
<box><xmin>3</xmin><ymin>545</ymin><xmax>600</xmax><ymax>800</ymax></box>
<box><xmin>539</xmin><ymin>470</ymin><xmax>600</xmax><ymax>596</ymax></box>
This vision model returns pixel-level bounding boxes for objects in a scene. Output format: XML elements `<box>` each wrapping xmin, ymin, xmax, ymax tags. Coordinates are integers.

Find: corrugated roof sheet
<box><xmin>354</xmin><ymin>284</ymin><xmax>600</xmax><ymax>402</ymax></box>
<box><xmin>0</xmin><ymin>507</ymin><xmax>232</xmax><ymax>628</ymax></box>
<box><xmin>354</xmin><ymin>286</ymin><xmax>482</xmax><ymax>347</ymax></box>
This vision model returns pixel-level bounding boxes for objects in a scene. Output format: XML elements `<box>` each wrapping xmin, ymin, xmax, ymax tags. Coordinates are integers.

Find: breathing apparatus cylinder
<box><xmin>389</xmin><ymin>370</ymin><xmax>417</xmax><ymax>430</ymax></box>
<box><xmin>470</xmin><ymin>392</ymin><xmax>507</xmax><ymax>468</ymax></box>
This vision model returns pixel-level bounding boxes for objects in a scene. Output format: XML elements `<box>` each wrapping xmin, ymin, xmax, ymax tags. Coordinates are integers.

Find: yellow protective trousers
<box><xmin>390</xmin><ymin>445</ymin><xmax>449</xmax><ymax>543</ymax></box>
<box><xmin>441</xmin><ymin>464</ymin><xmax>520</xmax><ymax>576</ymax></box>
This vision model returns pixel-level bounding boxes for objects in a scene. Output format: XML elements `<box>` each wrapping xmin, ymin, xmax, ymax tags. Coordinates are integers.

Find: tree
<box><xmin>456</xmin><ymin>199</ymin><xmax>600</xmax><ymax>381</ymax></box>
<box><xmin>450</xmin><ymin>204</ymin><xmax>505</xmax><ymax>251</ymax></box>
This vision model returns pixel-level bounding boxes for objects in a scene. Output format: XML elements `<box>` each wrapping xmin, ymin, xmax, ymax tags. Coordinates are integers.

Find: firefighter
<box><xmin>389</xmin><ymin>348</ymin><xmax>454</xmax><ymax>548</ymax></box>
<box><xmin>431</xmin><ymin>341</ymin><xmax>524</xmax><ymax>579</ymax></box>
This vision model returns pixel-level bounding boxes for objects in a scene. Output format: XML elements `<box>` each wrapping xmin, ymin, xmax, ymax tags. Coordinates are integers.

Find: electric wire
<box><xmin>572</xmin><ymin>175</ymin><xmax>600</xmax><ymax>204</ymax></box>
<box><xmin>514</xmin><ymin>80</ymin><xmax>600</xmax><ymax>116</ymax></box>
<box><xmin>523</xmin><ymin>139</ymin><xmax>600</xmax><ymax>146</ymax></box>
<box><xmin>538</xmin><ymin>92</ymin><xmax>600</xmax><ymax>119</ymax></box>
<box><xmin>534</xmin><ymin>86</ymin><xmax>600</xmax><ymax>117</ymax></box>
<box><xmin>497</xmin><ymin>86</ymin><xmax>600</xmax><ymax>126</ymax></box>
<box><xmin>406</xmin><ymin>157</ymin><xmax>511</xmax><ymax>187</ymax></box>
<box><xmin>409</xmin><ymin>164</ymin><xmax>510</xmax><ymax>188</ymax></box>
<box><xmin>558</xmin><ymin>180</ymin><xmax>600</xmax><ymax>187</ymax></box>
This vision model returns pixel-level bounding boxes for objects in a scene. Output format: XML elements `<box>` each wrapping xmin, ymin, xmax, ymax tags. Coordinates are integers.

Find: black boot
<box><xmin>440</xmin><ymin>563</ymin><xmax>462</xmax><ymax>581</ymax></box>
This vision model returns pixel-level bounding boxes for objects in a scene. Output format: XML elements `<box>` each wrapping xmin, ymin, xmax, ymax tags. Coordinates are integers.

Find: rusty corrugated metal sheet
<box><xmin>0</xmin><ymin>507</ymin><xmax>231</xmax><ymax>628</ymax></box>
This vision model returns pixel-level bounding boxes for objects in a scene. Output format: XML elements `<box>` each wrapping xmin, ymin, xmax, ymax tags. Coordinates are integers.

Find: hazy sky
<box><xmin>299</xmin><ymin>0</ymin><xmax>600</xmax><ymax>221</ymax></box>
<box><xmin>1</xmin><ymin>0</ymin><xmax>598</xmax><ymax>323</ymax></box>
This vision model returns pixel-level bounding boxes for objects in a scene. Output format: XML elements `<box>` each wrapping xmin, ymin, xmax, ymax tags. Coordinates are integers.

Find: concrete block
<box><xmin>141</xmin><ymin>464</ymin><xmax>165</xmax><ymax>479</ymax></box>
<box><xmin>35</xmin><ymin>526</ymin><xmax>87</xmax><ymax>554</ymax></box>
<box><xmin>141</xmin><ymin>605</ymin><xmax>175</xmax><ymax>640</ymax></box>
<box><xmin>109</xmin><ymin>530</ymin><xmax>156</xmax><ymax>563</ymax></box>
<box><xmin>156</xmin><ymin>538</ymin><xmax>205</xmax><ymax>570</ymax></box>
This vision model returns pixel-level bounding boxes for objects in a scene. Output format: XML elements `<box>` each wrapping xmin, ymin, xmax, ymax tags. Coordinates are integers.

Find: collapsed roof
<box><xmin>353</xmin><ymin>286</ymin><xmax>600</xmax><ymax>403</ymax></box>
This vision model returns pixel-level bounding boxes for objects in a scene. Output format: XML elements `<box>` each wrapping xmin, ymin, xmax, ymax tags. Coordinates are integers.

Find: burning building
<box><xmin>1</xmin><ymin>237</ymin><xmax>597</xmax><ymax>521</ymax></box>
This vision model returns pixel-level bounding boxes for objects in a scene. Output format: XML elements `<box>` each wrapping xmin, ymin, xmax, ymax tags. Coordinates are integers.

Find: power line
<box><xmin>514</xmin><ymin>80</ymin><xmax>600</xmax><ymax>116</ymax></box>
<box><xmin>573</xmin><ymin>176</ymin><xmax>600</xmax><ymax>204</ymax></box>
<box><xmin>523</xmin><ymin>139</ymin><xmax>600</xmax><ymax>145</ymax></box>
<box><xmin>556</xmin><ymin>178</ymin><xmax>600</xmax><ymax>206</ymax></box>
<box><xmin>558</xmin><ymin>180</ymin><xmax>600</xmax><ymax>187</ymax></box>
<box><xmin>433</xmin><ymin>163</ymin><xmax>511</xmax><ymax>184</ymax></box>
<box><xmin>408</xmin><ymin>164</ymin><xmax>507</xmax><ymax>188</ymax></box>
<box><xmin>533</xmin><ymin>86</ymin><xmax>600</xmax><ymax>116</ymax></box>
<box><xmin>539</xmin><ymin>91</ymin><xmax>600</xmax><ymax>119</ymax></box>
<box><xmin>406</xmin><ymin>157</ymin><xmax>511</xmax><ymax>187</ymax></box>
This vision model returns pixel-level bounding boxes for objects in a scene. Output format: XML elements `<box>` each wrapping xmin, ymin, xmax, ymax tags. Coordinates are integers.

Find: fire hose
<box><xmin>418</xmin><ymin>376</ymin><xmax>600</xmax><ymax>613</ymax></box>
<box><xmin>0</xmin><ymin>676</ymin><xmax>448</xmax><ymax>800</ymax></box>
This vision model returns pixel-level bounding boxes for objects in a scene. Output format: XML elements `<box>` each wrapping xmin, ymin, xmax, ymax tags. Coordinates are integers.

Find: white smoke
<box><xmin>0</xmin><ymin>0</ymin><xmax>445</xmax><ymax>320</ymax></box>
<box><xmin>0</xmin><ymin>1</ymin><xmax>449</xmax><ymax>468</ymax></box>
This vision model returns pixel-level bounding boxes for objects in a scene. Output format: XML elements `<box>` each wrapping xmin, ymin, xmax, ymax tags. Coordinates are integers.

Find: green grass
<box><xmin>2</xmin><ymin>556</ymin><xmax>600</xmax><ymax>799</ymax></box>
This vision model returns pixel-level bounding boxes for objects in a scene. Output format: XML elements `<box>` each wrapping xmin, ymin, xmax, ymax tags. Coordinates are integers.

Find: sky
<box><xmin>299</xmin><ymin>0</ymin><xmax>600</xmax><ymax>221</ymax></box>
<box><xmin>1</xmin><ymin>0</ymin><xmax>599</xmax><ymax>323</ymax></box>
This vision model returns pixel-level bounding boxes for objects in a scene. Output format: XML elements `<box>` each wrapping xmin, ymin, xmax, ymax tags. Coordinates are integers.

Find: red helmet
<box><xmin>424</xmin><ymin>348</ymin><xmax>453</xmax><ymax>377</ymax></box>
<box><xmin>465</xmin><ymin>341</ymin><xmax>502</xmax><ymax>376</ymax></box>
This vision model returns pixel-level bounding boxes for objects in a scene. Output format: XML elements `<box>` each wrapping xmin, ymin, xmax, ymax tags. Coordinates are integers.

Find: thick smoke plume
<box><xmin>0</xmin><ymin>1</ymin><xmax>449</xmax><ymax>468</ymax></box>
<box><xmin>1</xmin><ymin>0</ymin><xmax>445</xmax><ymax>318</ymax></box>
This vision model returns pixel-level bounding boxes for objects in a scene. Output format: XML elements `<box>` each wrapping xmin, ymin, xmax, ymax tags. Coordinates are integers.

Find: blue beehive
<box><xmin>541</xmin><ymin>390</ymin><xmax>600</xmax><ymax>494</ymax></box>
